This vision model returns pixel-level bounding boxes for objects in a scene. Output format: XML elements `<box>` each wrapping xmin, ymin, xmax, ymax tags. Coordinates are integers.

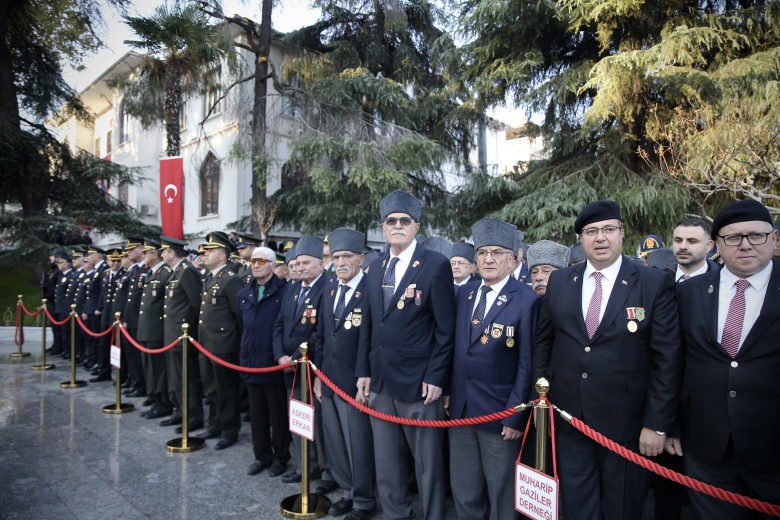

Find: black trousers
<box><xmin>199</xmin><ymin>350</ymin><xmax>241</xmax><ymax>440</ymax></box>
<box><xmin>247</xmin><ymin>381</ymin><xmax>291</xmax><ymax>464</ymax></box>
<box><xmin>125</xmin><ymin>328</ymin><xmax>145</xmax><ymax>393</ymax></box>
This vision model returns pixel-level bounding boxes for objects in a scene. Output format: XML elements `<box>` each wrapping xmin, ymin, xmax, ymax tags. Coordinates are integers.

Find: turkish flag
<box><xmin>160</xmin><ymin>157</ymin><xmax>184</xmax><ymax>239</ymax></box>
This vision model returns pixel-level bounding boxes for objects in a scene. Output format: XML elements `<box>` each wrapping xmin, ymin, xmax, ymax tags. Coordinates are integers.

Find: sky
<box><xmin>64</xmin><ymin>0</ymin><xmax>320</xmax><ymax>91</ymax></box>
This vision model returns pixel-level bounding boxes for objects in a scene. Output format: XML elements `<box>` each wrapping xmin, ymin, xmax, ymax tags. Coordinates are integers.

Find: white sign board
<box><xmin>515</xmin><ymin>463</ymin><xmax>558</xmax><ymax>520</ymax></box>
<box><xmin>110</xmin><ymin>345</ymin><xmax>121</xmax><ymax>369</ymax></box>
<box><xmin>289</xmin><ymin>399</ymin><xmax>314</xmax><ymax>441</ymax></box>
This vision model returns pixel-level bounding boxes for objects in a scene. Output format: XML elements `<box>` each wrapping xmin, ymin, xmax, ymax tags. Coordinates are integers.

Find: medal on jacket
<box><xmin>506</xmin><ymin>326</ymin><xmax>515</xmax><ymax>347</ymax></box>
<box><xmin>397</xmin><ymin>298</ymin><xmax>404</xmax><ymax>310</ymax></box>
<box><xmin>491</xmin><ymin>323</ymin><xmax>504</xmax><ymax>339</ymax></box>
<box><xmin>415</xmin><ymin>290</ymin><xmax>422</xmax><ymax>306</ymax></box>
<box><xmin>344</xmin><ymin>312</ymin><xmax>352</xmax><ymax>329</ymax></box>
<box><xmin>480</xmin><ymin>334</ymin><xmax>489</xmax><ymax>345</ymax></box>
<box><xmin>352</xmin><ymin>309</ymin><xmax>362</xmax><ymax>327</ymax></box>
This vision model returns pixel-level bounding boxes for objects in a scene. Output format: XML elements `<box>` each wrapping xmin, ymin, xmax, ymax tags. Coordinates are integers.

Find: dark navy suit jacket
<box><xmin>238</xmin><ymin>275</ymin><xmax>287</xmax><ymax>384</ymax></box>
<box><xmin>356</xmin><ymin>242</ymin><xmax>456</xmax><ymax>402</ymax></box>
<box><xmin>449</xmin><ymin>276</ymin><xmax>540</xmax><ymax>433</ymax></box>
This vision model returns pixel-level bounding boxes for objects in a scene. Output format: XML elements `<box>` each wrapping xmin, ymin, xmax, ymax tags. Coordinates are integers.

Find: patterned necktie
<box><xmin>585</xmin><ymin>272</ymin><xmax>603</xmax><ymax>339</ymax></box>
<box><xmin>335</xmin><ymin>284</ymin><xmax>349</xmax><ymax>321</ymax></box>
<box><xmin>383</xmin><ymin>257</ymin><xmax>399</xmax><ymax>312</ymax></box>
<box><xmin>679</xmin><ymin>274</ymin><xmax>690</xmax><ymax>282</ymax></box>
<box><xmin>470</xmin><ymin>285</ymin><xmax>492</xmax><ymax>342</ymax></box>
<box><xmin>297</xmin><ymin>286</ymin><xmax>310</xmax><ymax>313</ymax></box>
<box><xmin>721</xmin><ymin>279</ymin><xmax>750</xmax><ymax>358</ymax></box>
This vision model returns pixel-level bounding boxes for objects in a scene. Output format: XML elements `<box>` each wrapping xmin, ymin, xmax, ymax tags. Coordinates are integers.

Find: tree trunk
<box><xmin>164</xmin><ymin>56</ymin><xmax>182</xmax><ymax>157</ymax></box>
<box><xmin>251</xmin><ymin>0</ymin><xmax>273</xmax><ymax>243</ymax></box>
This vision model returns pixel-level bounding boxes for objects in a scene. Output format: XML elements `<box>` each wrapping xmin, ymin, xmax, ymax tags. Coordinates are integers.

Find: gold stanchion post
<box><xmin>103</xmin><ymin>313</ymin><xmax>134</xmax><ymax>414</ymax></box>
<box><xmin>10</xmin><ymin>295</ymin><xmax>31</xmax><ymax>358</ymax></box>
<box><xmin>32</xmin><ymin>298</ymin><xmax>55</xmax><ymax>370</ymax></box>
<box><xmin>60</xmin><ymin>304</ymin><xmax>87</xmax><ymax>388</ymax></box>
<box><xmin>281</xmin><ymin>343</ymin><xmax>330</xmax><ymax>519</ymax></box>
<box><xmin>167</xmin><ymin>323</ymin><xmax>205</xmax><ymax>453</ymax></box>
<box><xmin>534</xmin><ymin>377</ymin><xmax>550</xmax><ymax>474</ymax></box>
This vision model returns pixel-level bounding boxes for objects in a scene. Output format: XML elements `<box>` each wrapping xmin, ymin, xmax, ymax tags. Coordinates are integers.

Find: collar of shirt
<box><xmin>302</xmin><ymin>272</ymin><xmax>323</xmax><ymax>289</ymax></box>
<box><xmin>172</xmin><ymin>258</ymin><xmax>185</xmax><ymax>271</ymax></box>
<box><xmin>720</xmin><ymin>262</ymin><xmax>772</xmax><ymax>293</ymax></box>
<box><xmin>63</xmin><ymin>268</ymin><xmax>72</xmax><ymax>275</ymax></box>
<box><xmin>210</xmin><ymin>264</ymin><xmax>226</xmax><ymax>277</ymax></box>
<box><xmin>333</xmin><ymin>271</ymin><xmax>364</xmax><ymax>312</ymax></box>
<box><xmin>133</xmin><ymin>260</ymin><xmax>146</xmax><ymax>269</ymax></box>
<box><xmin>454</xmin><ymin>275</ymin><xmax>471</xmax><ymax>286</ymax></box>
<box><xmin>676</xmin><ymin>262</ymin><xmax>708</xmax><ymax>282</ymax></box>
<box><xmin>583</xmin><ymin>255</ymin><xmax>623</xmax><ymax>282</ymax></box>
<box><xmin>472</xmin><ymin>274</ymin><xmax>511</xmax><ymax>316</ymax></box>
<box><xmin>387</xmin><ymin>239</ymin><xmax>417</xmax><ymax>291</ymax></box>
<box><xmin>148</xmin><ymin>262</ymin><xmax>164</xmax><ymax>275</ymax></box>
<box><xmin>582</xmin><ymin>255</ymin><xmax>623</xmax><ymax>323</ymax></box>
<box><xmin>93</xmin><ymin>260</ymin><xmax>104</xmax><ymax>271</ymax></box>
<box><xmin>717</xmin><ymin>261</ymin><xmax>773</xmax><ymax>347</ymax></box>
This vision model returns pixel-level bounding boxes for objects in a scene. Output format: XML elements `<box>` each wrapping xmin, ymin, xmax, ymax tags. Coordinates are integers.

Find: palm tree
<box><xmin>116</xmin><ymin>2</ymin><xmax>227</xmax><ymax>156</ymax></box>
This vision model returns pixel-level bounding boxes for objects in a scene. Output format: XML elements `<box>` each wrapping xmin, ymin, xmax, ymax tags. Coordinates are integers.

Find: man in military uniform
<box><xmin>91</xmin><ymin>248</ymin><xmax>123</xmax><ymax>382</ymax></box>
<box><xmin>161</xmin><ymin>236</ymin><xmax>204</xmax><ymax>432</ymax></box>
<box><xmin>43</xmin><ymin>249</ymin><xmax>60</xmax><ymax>354</ymax></box>
<box><xmin>235</xmin><ymin>233</ymin><xmax>261</xmax><ymax>284</ymax></box>
<box><xmin>115</xmin><ymin>253</ymin><xmax>133</xmax><ymax>388</ymax></box>
<box><xmin>53</xmin><ymin>250</ymin><xmax>74</xmax><ymax>358</ymax></box>
<box><xmin>82</xmin><ymin>246</ymin><xmax>107</xmax><ymax>373</ymax></box>
<box><xmin>118</xmin><ymin>237</ymin><xmax>149</xmax><ymax>399</ymax></box>
<box><xmin>196</xmin><ymin>232</ymin><xmax>244</xmax><ymax>449</ymax></box>
<box><xmin>71</xmin><ymin>247</ymin><xmax>89</xmax><ymax>364</ymax></box>
<box><xmin>137</xmin><ymin>239</ymin><xmax>174</xmax><ymax>419</ymax></box>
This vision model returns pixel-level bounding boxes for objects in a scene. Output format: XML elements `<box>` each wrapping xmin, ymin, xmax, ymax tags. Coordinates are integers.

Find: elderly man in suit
<box><xmin>527</xmin><ymin>240</ymin><xmax>571</xmax><ymax>297</ymax></box>
<box><xmin>533</xmin><ymin>200</ymin><xmax>682</xmax><ymax>520</ymax></box>
<box><xmin>312</xmin><ymin>228</ymin><xmax>376</xmax><ymax>520</ymax></box>
<box><xmin>356</xmin><ymin>190</ymin><xmax>456</xmax><ymax>520</ymax></box>
<box><xmin>447</xmin><ymin>218</ymin><xmax>541</xmax><ymax>520</ymax></box>
<box><xmin>672</xmin><ymin>200</ymin><xmax>780</xmax><ymax>520</ymax></box>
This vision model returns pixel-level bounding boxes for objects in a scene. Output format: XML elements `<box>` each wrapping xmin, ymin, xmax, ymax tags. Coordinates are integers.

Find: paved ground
<box><xmin>0</xmin><ymin>326</ymin><xmax>694</xmax><ymax>519</ymax></box>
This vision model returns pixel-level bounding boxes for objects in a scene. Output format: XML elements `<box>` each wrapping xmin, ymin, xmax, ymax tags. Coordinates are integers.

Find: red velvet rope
<box><xmin>118</xmin><ymin>326</ymin><xmax>180</xmax><ymax>354</ymax></box>
<box><xmin>44</xmin><ymin>308</ymin><xmax>71</xmax><ymax>326</ymax></box>
<box><xmin>20</xmin><ymin>302</ymin><xmax>43</xmax><ymax>317</ymax></box>
<box><xmin>312</xmin><ymin>365</ymin><xmax>522</xmax><ymax>428</ymax></box>
<box><xmin>14</xmin><ymin>305</ymin><xmax>24</xmax><ymax>346</ymax></box>
<box><xmin>189</xmin><ymin>338</ymin><xmax>292</xmax><ymax>373</ymax></box>
<box><xmin>565</xmin><ymin>414</ymin><xmax>780</xmax><ymax>517</ymax></box>
<box><xmin>75</xmin><ymin>315</ymin><xmax>116</xmax><ymax>338</ymax></box>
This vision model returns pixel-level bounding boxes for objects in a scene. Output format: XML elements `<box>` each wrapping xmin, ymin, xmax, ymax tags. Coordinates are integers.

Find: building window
<box><xmin>106</xmin><ymin>128</ymin><xmax>112</xmax><ymax>154</ymax></box>
<box><xmin>180</xmin><ymin>98</ymin><xmax>187</xmax><ymax>129</ymax></box>
<box><xmin>281</xmin><ymin>161</ymin><xmax>307</xmax><ymax>189</ymax></box>
<box><xmin>95</xmin><ymin>137</ymin><xmax>101</xmax><ymax>157</ymax></box>
<box><xmin>282</xmin><ymin>75</ymin><xmax>304</xmax><ymax>118</ymax></box>
<box><xmin>118</xmin><ymin>183</ymin><xmax>128</xmax><ymax>204</ymax></box>
<box><xmin>119</xmin><ymin>101</ymin><xmax>130</xmax><ymax>143</ymax></box>
<box><xmin>200</xmin><ymin>153</ymin><xmax>220</xmax><ymax>216</ymax></box>
<box><xmin>203</xmin><ymin>71</ymin><xmax>222</xmax><ymax>117</ymax></box>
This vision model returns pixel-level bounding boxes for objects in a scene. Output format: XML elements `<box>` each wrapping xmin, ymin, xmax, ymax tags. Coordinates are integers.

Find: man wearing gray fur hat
<box><xmin>356</xmin><ymin>189</ymin><xmax>456</xmax><ymax>520</ymax></box>
<box><xmin>450</xmin><ymin>241</ymin><xmax>477</xmax><ymax>288</ymax></box>
<box><xmin>527</xmin><ymin>240</ymin><xmax>571</xmax><ymax>297</ymax></box>
<box><xmin>448</xmin><ymin>218</ymin><xmax>540</xmax><ymax>520</ymax></box>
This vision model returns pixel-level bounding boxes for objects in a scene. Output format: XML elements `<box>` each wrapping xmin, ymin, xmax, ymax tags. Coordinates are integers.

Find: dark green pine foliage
<box><xmin>272</xmin><ymin>0</ymin><xmax>478</xmax><ymax>235</ymax></box>
<box><xmin>451</xmin><ymin>0</ymin><xmax>778</xmax><ymax>249</ymax></box>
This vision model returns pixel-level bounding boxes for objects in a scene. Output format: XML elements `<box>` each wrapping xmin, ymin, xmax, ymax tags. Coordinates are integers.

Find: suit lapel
<box><xmin>739</xmin><ymin>262</ymin><xmax>780</xmax><ymax>355</ymax></box>
<box><xmin>591</xmin><ymin>257</ymin><xmax>636</xmax><ymax>343</ymax></box>
<box><xmin>698</xmin><ymin>269</ymin><xmax>721</xmax><ymax>346</ymax></box>
<box><xmin>472</xmin><ymin>279</ymin><xmax>517</xmax><ymax>346</ymax></box>
<box><xmin>569</xmin><ymin>263</ymin><xmax>589</xmax><ymax>339</ymax></box>
<box><xmin>383</xmin><ymin>243</ymin><xmax>425</xmax><ymax>318</ymax></box>
<box><xmin>337</xmin><ymin>276</ymin><xmax>367</xmax><ymax>332</ymax></box>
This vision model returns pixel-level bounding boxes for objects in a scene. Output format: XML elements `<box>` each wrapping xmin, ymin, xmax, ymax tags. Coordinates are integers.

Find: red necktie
<box><xmin>585</xmin><ymin>272</ymin><xmax>603</xmax><ymax>339</ymax></box>
<box><xmin>721</xmin><ymin>279</ymin><xmax>750</xmax><ymax>358</ymax></box>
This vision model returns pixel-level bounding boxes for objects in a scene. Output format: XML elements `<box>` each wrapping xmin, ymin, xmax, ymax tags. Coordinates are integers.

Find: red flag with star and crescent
<box><xmin>160</xmin><ymin>157</ymin><xmax>184</xmax><ymax>239</ymax></box>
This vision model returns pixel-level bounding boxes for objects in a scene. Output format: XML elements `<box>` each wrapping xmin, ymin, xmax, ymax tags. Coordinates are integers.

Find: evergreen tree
<box><xmin>451</xmin><ymin>0</ymin><xmax>778</xmax><ymax>248</ymax></box>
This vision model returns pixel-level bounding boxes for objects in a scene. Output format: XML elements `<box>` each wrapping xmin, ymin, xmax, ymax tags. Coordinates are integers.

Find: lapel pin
<box><xmin>573</xmin><ymin>276</ymin><xmax>578</xmax><ymax>282</ymax></box>
<box><xmin>622</xmin><ymin>280</ymin><xmax>628</xmax><ymax>285</ymax></box>
<box><xmin>412</xmin><ymin>260</ymin><xmax>420</xmax><ymax>268</ymax></box>
<box><xmin>708</xmin><ymin>285</ymin><xmax>714</xmax><ymax>294</ymax></box>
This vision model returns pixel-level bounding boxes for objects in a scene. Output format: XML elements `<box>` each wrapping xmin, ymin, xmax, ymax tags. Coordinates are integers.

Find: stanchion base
<box><xmin>102</xmin><ymin>403</ymin><xmax>135</xmax><ymax>414</ymax></box>
<box><xmin>32</xmin><ymin>363</ymin><xmax>56</xmax><ymax>370</ymax></box>
<box><xmin>166</xmin><ymin>437</ymin><xmax>206</xmax><ymax>453</ymax></box>
<box><xmin>280</xmin><ymin>493</ymin><xmax>331</xmax><ymax>519</ymax></box>
<box><xmin>10</xmin><ymin>352</ymin><xmax>31</xmax><ymax>358</ymax></box>
<box><xmin>60</xmin><ymin>380</ymin><xmax>88</xmax><ymax>388</ymax></box>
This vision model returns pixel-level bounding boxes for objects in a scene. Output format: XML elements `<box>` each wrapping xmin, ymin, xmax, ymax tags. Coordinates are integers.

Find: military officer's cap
<box><xmin>52</xmin><ymin>248</ymin><xmax>69</xmax><ymax>260</ymax></box>
<box><xmin>473</xmin><ymin>218</ymin><xmax>517</xmax><ymax>251</ymax></box>
<box><xmin>124</xmin><ymin>236</ymin><xmax>144</xmax><ymax>251</ymax></box>
<box><xmin>160</xmin><ymin>236</ymin><xmax>188</xmax><ymax>251</ymax></box>
<box><xmin>203</xmin><ymin>231</ymin><xmax>236</xmax><ymax>253</ymax></box>
<box><xmin>379</xmin><ymin>190</ymin><xmax>423</xmax><ymax>222</ymax></box>
<box><xmin>87</xmin><ymin>246</ymin><xmax>106</xmax><ymax>255</ymax></box>
<box><xmin>236</xmin><ymin>233</ymin><xmax>261</xmax><ymax>249</ymax></box>
<box><xmin>327</xmin><ymin>228</ymin><xmax>365</xmax><ymax>254</ymax></box>
<box><xmin>528</xmin><ymin>240</ymin><xmax>570</xmax><ymax>270</ymax></box>
<box><xmin>275</xmin><ymin>251</ymin><xmax>287</xmax><ymax>264</ymax></box>
<box><xmin>282</xmin><ymin>240</ymin><xmax>295</xmax><ymax>252</ymax></box>
<box><xmin>451</xmin><ymin>242</ymin><xmax>475</xmax><ymax>263</ymax></box>
<box><xmin>196</xmin><ymin>243</ymin><xmax>208</xmax><ymax>255</ymax></box>
<box><xmin>71</xmin><ymin>246</ymin><xmax>87</xmax><ymax>259</ymax></box>
<box><xmin>106</xmin><ymin>248</ymin><xmax>123</xmax><ymax>261</ymax></box>
<box><xmin>142</xmin><ymin>239</ymin><xmax>162</xmax><ymax>252</ymax></box>
<box><xmin>295</xmin><ymin>236</ymin><xmax>324</xmax><ymax>260</ymax></box>
<box><xmin>639</xmin><ymin>234</ymin><xmax>665</xmax><ymax>258</ymax></box>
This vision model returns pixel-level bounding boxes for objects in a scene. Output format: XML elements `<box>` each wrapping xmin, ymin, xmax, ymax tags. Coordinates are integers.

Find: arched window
<box><xmin>200</xmin><ymin>153</ymin><xmax>220</xmax><ymax>216</ymax></box>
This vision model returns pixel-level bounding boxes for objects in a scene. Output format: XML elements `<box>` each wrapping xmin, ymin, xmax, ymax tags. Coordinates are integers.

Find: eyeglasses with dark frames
<box><xmin>718</xmin><ymin>232</ymin><xmax>771</xmax><ymax>247</ymax></box>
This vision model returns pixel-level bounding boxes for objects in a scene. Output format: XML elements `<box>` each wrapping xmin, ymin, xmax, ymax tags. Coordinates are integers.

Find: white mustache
<box><xmin>532</xmin><ymin>281</ymin><xmax>548</xmax><ymax>290</ymax></box>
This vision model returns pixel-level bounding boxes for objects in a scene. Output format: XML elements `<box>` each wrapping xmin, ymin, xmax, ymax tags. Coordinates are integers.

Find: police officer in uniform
<box><xmin>195</xmin><ymin>232</ymin><xmax>244</xmax><ymax>449</ymax></box>
<box><xmin>83</xmin><ymin>246</ymin><xmax>107</xmax><ymax>373</ymax></box>
<box><xmin>53</xmin><ymin>250</ymin><xmax>74</xmax><ymax>358</ymax></box>
<box><xmin>115</xmin><ymin>252</ymin><xmax>133</xmax><ymax>388</ymax></box>
<box><xmin>71</xmin><ymin>247</ymin><xmax>89</xmax><ymax>364</ymax></box>
<box><xmin>92</xmin><ymin>248</ymin><xmax>123</xmax><ymax>382</ymax></box>
<box><xmin>118</xmin><ymin>237</ymin><xmax>149</xmax><ymax>399</ymax></box>
<box><xmin>137</xmin><ymin>239</ymin><xmax>174</xmax><ymax>419</ymax></box>
<box><xmin>160</xmin><ymin>236</ymin><xmax>204</xmax><ymax>432</ymax></box>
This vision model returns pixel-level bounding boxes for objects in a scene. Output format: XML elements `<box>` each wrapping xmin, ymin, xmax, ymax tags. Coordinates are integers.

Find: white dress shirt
<box><xmin>717</xmin><ymin>263</ymin><xmax>772</xmax><ymax>349</ymax></box>
<box><xmin>471</xmin><ymin>274</ymin><xmax>511</xmax><ymax>317</ymax></box>
<box><xmin>581</xmin><ymin>256</ymin><xmax>623</xmax><ymax>323</ymax></box>
<box><xmin>675</xmin><ymin>262</ymin><xmax>707</xmax><ymax>283</ymax></box>
<box><xmin>386</xmin><ymin>239</ymin><xmax>417</xmax><ymax>293</ymax></box>
<box><xmin>332</xmin><ymin>271</ymin><xmax>364</xmax><ymax>313</ymax></box>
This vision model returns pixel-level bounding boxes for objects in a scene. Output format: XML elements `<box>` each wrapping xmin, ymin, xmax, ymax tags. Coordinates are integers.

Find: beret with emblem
<box><xmin>710</xmin><ymin>199</ymin><xmax>772</xmax><ymax>239</ymax></box>
<box><xmin>527</xmin><ymin>240</ymin><xmax>570</xmax><ymax>270</ymax></box>
<box><xmin>379</xmin><ymin>190</ymin><xmax>423</xmax><ymax>222</ymax></box>
<box><xmin>574</xmin><ymin>200</ymin><xmax>622</xmax><ymax>234</ymax></box>
<box><xmin>472</xmin><ymin>218</ymin><xmax>517</xmax><ymax>251</ymax></box>
<box><xmin>328</xmin><ymin>228</ymin><xmax>365</xmax><ymax>254</ymax></box>
<box><xmin>451</xmin><ymin>241</ymin><xmax>475</xmax><ymax>263</ymax></box>
<box><xmin>295</xmin><ymin>236</ymin><xmax>324</xmax><ymax>260</ymax></box>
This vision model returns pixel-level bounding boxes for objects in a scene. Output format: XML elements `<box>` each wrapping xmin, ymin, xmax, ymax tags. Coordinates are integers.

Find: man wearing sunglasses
<box><xmin>533</xmin><ymin>200</ymin><xmax>682</xmax><ymax>520</ymax></box>
<box><xmin>356</xmin><ymin>190</ymin><xmax>456</xmax><ymax>520</ymax></box>
<box><xmin>674</xmin><ymin>199</ymin><xmax>780</xmax><ymax>520</ymax></box>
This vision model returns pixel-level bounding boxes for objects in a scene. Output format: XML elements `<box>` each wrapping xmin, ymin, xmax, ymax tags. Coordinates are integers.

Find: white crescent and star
<box><xmin>164</xmin><ymin>184</ymin><xmax>178</xmax><ymax>204</ymax></box>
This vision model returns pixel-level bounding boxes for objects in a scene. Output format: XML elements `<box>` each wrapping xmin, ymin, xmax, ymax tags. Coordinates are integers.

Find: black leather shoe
<box><xmin>242</xmin><ymin>413</ymin><xmax>251</xmax><ymax>422</ymax></box>
<box><xmin>327</xmin><ymin>498</ymin><xmax>353</xmax><ymax>516</ymax></box>
<box><xmin>214</xmin><ymin>437</ymin><xmax>236</xmax><ymax>450</ymax></box>
<box><xmin>142</xmin><ymin>398</ymin><xmax>154</xmax><ymax>407</ymax></box>
<box><xmin>174</xmin><ymin>421</ymin><xmax>204</xmax><ymax>434</ymax></box>
<box><xmin>120</xmin><ymin>380</ymin><xmax>133</xmax><ymax>389</ymax></box>
<box><xmin>88</xmin><ymin>363</ymin><xmax>100</xmax><ymax>371</ymax></box>
<box><xmin>196</xmin><ymin>430</ymin><xmax>220</xmax><ymax>440</ymax></box>
<box><xmin>247</xmin><ymin>460</ymin><xmax>271</xmax><ymax>475</ymax></box>
<box><xmin>159</xmin><ymin>417</ymin><xmax>182</xmax><ymax>427</ymax></box>
<box><xmin>281</xmin><ymin>472</ymin><xmax>302</xmax><ymax>484</ymax></box>
<box><xmin>144</xmin><ymin>409</ymin><xmax>171</xmax><ymax>420</ymax></box>
<box><xmin>268</xmin><ymin>461</ymin><xmax>286</xmax><ymax>477</ymax></box>
<box><xmin>89</xmin><ymin>375</ymin><xmax>111</xmax><ymax>383</ymax></box>
<box><xmin>90</xmin><ymin>370</ymin><xmax>100</xmax><ymax>376</ymax></box>
<box><xmin>344</xmin><ymin>508</ymin><xmax>376</xmax><ymax>520</ymax></box>
<box><xmin>314</xmin><ymin>479</ymin><xmax>339</xmax><ymax>494</ymax></box>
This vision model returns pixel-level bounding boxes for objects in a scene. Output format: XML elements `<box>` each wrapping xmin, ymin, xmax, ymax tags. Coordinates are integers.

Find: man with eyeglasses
<box><xmin>447</xmin><ymin>218</ymin><xmax>540</xmax><ymax>520</ymax></box>
<box><xmin>356</xmin><ymin>190</ymin><xmax>456</xmax><ymax>520</ymax></box>
<box><xmin>238</xmin><ymin>246</ymin><xmax>290</xmax><ymax>478</ymax></box>
<box><xmin>533</xmin><ymin>200</ymin><xmax>682</xmax><ymax>520</ymax></box>
<box><xmin>450</xmin><ymin>241</ymin><xmax>477</xmax><ymax>289</ymax></box>
<box><xmin>672</xmin><ymin>199</ymin><xmax>780</xmax><ymax>520</ymax></box>
<box><xmin>311</xmin><ymin>228</ymin><xmax>377</xmax><ymax>520</ymax></box>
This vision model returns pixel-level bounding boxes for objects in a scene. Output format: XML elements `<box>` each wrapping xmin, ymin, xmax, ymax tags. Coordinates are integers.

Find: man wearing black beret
<box><xmin>534</xmin><ymin>200</ymin><xmax>682</xmax><ymax>520</ymax></box>
<box><xmin>673</xmin><ymin>199</ymin><xmax>780</xmax><ymax>519</ymax></box>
